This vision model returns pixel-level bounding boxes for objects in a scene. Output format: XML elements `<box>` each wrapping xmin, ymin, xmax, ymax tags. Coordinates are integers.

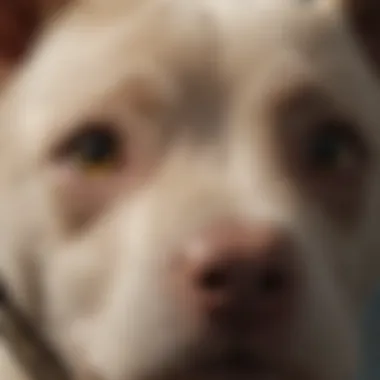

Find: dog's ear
<box><xmin>0</xmin><ymin>0</ymin><xmax>67</xmax><ymax>81</ymax></box>
<box><xmin>0</xmin><ymin>0</ymin><xmax>41</xmax><ymax>64</ymax></box>
<box><xmin>342</xmin><ymin>0</ymin><xmax>380</xmax><ymax>74</ymax></box>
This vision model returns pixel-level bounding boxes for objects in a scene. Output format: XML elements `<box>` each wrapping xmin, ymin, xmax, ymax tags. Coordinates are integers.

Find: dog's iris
<box><xmin>64</xmin><ymin>123</ymin><xmax>122</xmax><ymax>173</ymax></box>
<box><xmin>308</xmin><ymin>123</ymin><xmax>358</xmax><ymax>172</ymax></box>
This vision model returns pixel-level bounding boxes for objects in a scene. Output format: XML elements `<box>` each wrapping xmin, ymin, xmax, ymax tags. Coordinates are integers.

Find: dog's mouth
<box><xmin>166</xmin><ymin>347</ymin><xmax>280</xmax><ymax>380</ymax></box>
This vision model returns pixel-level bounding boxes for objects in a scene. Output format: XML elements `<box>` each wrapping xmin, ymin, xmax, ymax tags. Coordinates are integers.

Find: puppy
<box><xmin>0</xmin><ymin>0</ymin><xmax>380</xmax><ymax>379</ymax></box>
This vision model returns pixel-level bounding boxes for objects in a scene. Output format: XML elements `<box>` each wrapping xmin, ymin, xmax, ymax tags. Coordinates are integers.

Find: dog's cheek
<box><xmin>0</xmin><ymin>176</ymin><xmax>63</xmax><ymax>319</ymax></box>
<box><xmin>345</xmin><ymin>171</ymin><xmax>380</xmax><ymax>302</ymax></box>
<box><xmin>40</xmin><ymin>238</ymin><xmax>116</xmax><ymax>366</ymax></box>
<box><xmin>282</xmin><ymin>217</ymin><xmax>360</xmax><ymax>377</ymax></box>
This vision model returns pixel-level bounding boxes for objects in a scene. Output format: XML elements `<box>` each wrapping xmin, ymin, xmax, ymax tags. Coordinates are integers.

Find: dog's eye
<box><xmin>59</xmin><ymin>123</ymin><xmax>124</xmax><ymax>174</ymax></box>
<box><xmin>307</xmin><ymin>121</ymin><xmax>364</xmax><ymax>173</ymax></box>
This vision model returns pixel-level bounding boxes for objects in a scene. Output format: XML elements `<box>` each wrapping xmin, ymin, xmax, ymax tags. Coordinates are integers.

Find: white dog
<box><xmin>0</xmin><ymin>0</ymin><xmax>379</xmax><ymax>379</ymax></box>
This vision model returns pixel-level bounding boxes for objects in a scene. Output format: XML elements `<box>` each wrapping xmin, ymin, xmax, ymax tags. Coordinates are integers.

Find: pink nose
<box><xmin>184</xmin><ymin>222</ymin><xmax>297</xmax><ymax>335</ymax></box>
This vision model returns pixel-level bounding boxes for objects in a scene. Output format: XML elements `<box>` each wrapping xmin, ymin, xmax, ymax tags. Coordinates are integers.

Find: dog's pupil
<box><xmin>75</xmin><ymin>128</ymin><xmax>119</xmax><ymax>164</ymax></box>
<box><xmin>310</xmin><ymin>128</ymin><xmax>347</xmax><ymax>170</ymax></box>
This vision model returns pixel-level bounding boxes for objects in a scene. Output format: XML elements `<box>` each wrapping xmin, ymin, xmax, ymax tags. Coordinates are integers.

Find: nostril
<box><xmin>258</xmin><ymin>267</ymin><xmax>287</xmax><ymax>295</ymax></box>
<box><xmin>199</xmin><ymin>267</ymin><xmax>229</xmax><ymax>291</ymax></box>
<box><xmin>183</xmin><ymin>224</ymin><xmax>297</xmax><ymax>334</ymax></box>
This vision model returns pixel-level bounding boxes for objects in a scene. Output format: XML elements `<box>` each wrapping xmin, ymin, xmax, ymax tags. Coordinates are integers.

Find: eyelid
<box><xmin>311</xmin><ymin>119</ymin><xmax>369</xmax><ymax>159</ymax></box>
<box><xmin>52</xmin><ymin>121</ymin><xmax>121</xmax><ymax>161</ymax></box>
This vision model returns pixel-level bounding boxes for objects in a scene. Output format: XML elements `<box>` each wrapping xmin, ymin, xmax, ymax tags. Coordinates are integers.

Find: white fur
<box><xmin>0</xmin><ymin>1</ymin><xmax>379</xmax><ymax>379</ymax></box>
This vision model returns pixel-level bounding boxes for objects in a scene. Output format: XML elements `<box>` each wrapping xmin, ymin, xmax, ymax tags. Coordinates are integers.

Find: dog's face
<box><xmin>1</xmin><ymin>0</ymin><xmax>380</xmax><ymax>379</ymax></box>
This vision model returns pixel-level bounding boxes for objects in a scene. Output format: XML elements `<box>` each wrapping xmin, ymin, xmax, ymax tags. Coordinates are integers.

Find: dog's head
<box><xmin>0</xmin><ymin>0</ymin><xmax>380</xmax><ymax>379</ymax></box>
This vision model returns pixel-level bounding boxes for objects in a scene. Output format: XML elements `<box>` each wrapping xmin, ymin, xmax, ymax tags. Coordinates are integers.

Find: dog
<box><xmin>0</xmin><ymin>0</ymin><xmax>379</xmax><ymax>379</ymax></box>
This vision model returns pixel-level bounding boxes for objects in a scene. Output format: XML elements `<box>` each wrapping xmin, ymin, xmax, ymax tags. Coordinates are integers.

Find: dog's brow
<box><xmin>122</xmin><ymin>74</ymin><xmax>177</xmax><ymax>120</ymax></box>
<box><xmin>273</xmin><ymin>86</ymin><xmax>330</xmax><ymax>122</ymax></box>
<box><xmin>35</xmin><ymin>69</ymin><xmax>175</xmax><ymax>160</ymax></box>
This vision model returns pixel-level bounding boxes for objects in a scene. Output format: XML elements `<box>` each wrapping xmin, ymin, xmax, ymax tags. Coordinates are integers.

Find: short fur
<box><xmin>0</xmin><ymin>0</ymin><xmax>380</xmax><ymax>379</ymax></box>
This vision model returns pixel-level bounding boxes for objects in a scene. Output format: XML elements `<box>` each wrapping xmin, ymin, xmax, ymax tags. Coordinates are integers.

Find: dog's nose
<box><xmin>184</xmin><ymin>222</ymin><xmax>297</xmax><ymax>334</ymax></box>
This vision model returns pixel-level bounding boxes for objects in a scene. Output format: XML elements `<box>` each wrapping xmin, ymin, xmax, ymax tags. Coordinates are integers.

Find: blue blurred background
<box><xmin>361</xmin><ymin>289</ymin><xmax>380</xmax><ymax>380</ymax></box>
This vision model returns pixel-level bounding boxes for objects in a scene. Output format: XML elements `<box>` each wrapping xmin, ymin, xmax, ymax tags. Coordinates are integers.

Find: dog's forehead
<box><xmin>7</xmin><ymin>0</ymin><xmax>360</xmax><ymax>143</ymax></box>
